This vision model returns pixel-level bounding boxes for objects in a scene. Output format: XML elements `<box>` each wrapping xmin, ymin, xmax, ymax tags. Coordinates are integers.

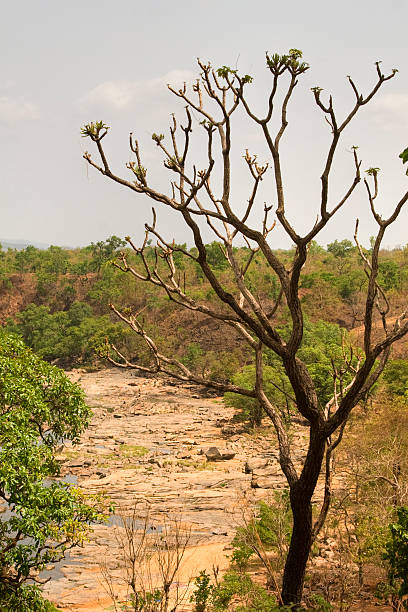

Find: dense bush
<box><xmin>0</xmin><ymin>332</ymin><xmax>105</xmax><ymax>607</ymax></box>
<box><xmin>383</xmin><ymin>359</ymin><xmax>408</xmax><ymax>400</ymax></box>
<box><xmin>6</xmin><ymin>301</ymin><xmax>137</xmax><ymax>366</ymax></box>
<box><xmin>384</xmin><ymin>506</ymin><xmax>408</xmax><ymax>607</ymax></box>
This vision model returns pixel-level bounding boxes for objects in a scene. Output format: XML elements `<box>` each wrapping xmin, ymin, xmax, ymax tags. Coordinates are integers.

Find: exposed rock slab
<box><xmin>43</xmin><ymin>367</ymin><xmax>331</xmax><ymax>611</ymax></box>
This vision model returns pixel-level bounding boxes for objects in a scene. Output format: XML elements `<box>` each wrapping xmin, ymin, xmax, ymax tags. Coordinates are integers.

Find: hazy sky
<box><xmin>1</xmin><ymin>0</ymin><xmax>407</xmax><ymax>249</ymax></box>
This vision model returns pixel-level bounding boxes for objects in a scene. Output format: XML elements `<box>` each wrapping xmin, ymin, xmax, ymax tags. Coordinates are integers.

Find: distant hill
<box><xmin>1</xmin><ymin>239</ymin><xmax>51</xmax><ymax>251</ymax></box>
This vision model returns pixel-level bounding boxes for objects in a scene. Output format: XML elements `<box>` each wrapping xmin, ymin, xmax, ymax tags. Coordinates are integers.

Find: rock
<box><xmin>205</xmin><ymin>447</ymin><xmax>236</xmax><ymax>461</ymax></box>
<box><xmin>221</xmin><ymin>425</ymin><xmax>246</xmax><ymax>436</ymax></box>
<box><xmin>148</xmin><ymin>458</ymin><xmax>164</xmax><ymax>467</ymax></box>
<box><xmin>95</xmin><ymin>468</ymin><xmax>108</xmax><ymax>478</ymax></box>
<box><xmin>245</xmin><ymin>457</ymin><xmax>281</xmax><ymax>478</ymax></box>
<box><xmin>215</xmin><ymin>418</ymin><xmax>229</xmax><ymax>426</ymax></box>
<box><xmin>252</xmin><ymin>467</ymin><xmax>280</xmax><ymax>479</ymax></box>
<box><xmin>113</xmin><ymin>413</ymin><xmax>122</xmax><ymax>419</ymax></box>
<box><xmin>46</xmin><ymin>367</ymin><xmax>316</xmax><ymax>611</ymax></box>
<box><xmin>212</xmin><ymin>527</ymin><xmax>228</xmax><ymax>535</ymax></box>
<box><xmin>220</xmin><ymin>452</ymin><xmax>236</xmax><ymax>460</ymax></box>
<box><xmin>205</xmin><ymin>447</ymin><xmax>222</xmax><ymax>461</ymax></box>
<box><xmin>66</xmin><ymin>461</ymin><xmax>84</xmax><ymax>468</ymax></box>
<box><xmin>251</xmin><ymin>476</ymin><xmax>277</xmax><ymax>489</ymax></box>
<box><xmin>176</xmin><ymin>452</ymin><xmax>192</xmax><ymax>459</ymax></box>
<box><xmin>89</xmin><ymin>434</ymin><xmax>114</xmax><ymax>440</ymax></box>
<box><xmin>245</xmin><ymin>457</ymin><xmax>269</xmax><ymax>473</ymax></box>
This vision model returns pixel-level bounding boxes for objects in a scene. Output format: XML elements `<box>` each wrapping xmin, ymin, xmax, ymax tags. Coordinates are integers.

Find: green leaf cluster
<box><xmin>191</xmin><ymin>570</ymin><xmax>215</xmax><ymax>612</ymax></box>
<box><xmin>152</xmin><ymin>132</ymin><xmax>165</xmax><ymax>144</ymax></box>
<box><xmin>399</xmin><ymin>147</ymin><xmax>408</xmax><ymax>175</ymax></box>
<box><xmin>383</xmin><ymin>359</ymin><xmax>408</xmax><ymax>400</ymax></box>
<box><xmin>80</xmin><ymin>120</ymin><xmax>109</xmax><ymax>139</ymax></box>
<box><xmin>384</xmin><ymin>506</ymin><xmax>408</xmax><ymax>605</ymax></box>
<box><xmin>6</xmin><ymin>301</ymin><xmax>133</xmax><ymax>365</ymax></box>
<box><xmin>216</xmin><ymin>66</ymin><xmax>253</xmax><ymax>84</ymax></box>
<box><xmin>266</xmin><ymin>48</ymin><xmax>309</xmax><ymax>75</ymax></box>
<box><xmin>191</xmin><ymin>569</ymin><xmax>283</xmax><ymax>611</ymax></box>
<box><xmin>0</xmin><ymin>582</ymin><xmax>58</xmax><ymax>611</ymax></box>
<box><xmin>0</xmin><ymin>332</ymin><xmax>103</xmax><ymax>603</ymax></box>
<box><xmin>216</xmin><ymin>66</ymin><xmax>237</xmax><ymax>79</ymax></box>
<box><xmin>230</xmin><ymin>491</ymin><xmax>292</xmax><ymax>573</ymax></box>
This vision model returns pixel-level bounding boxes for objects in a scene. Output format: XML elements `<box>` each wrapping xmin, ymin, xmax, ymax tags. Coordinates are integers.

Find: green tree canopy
<box><xmin>0</xmin><ymin>332</ymin><xmax>104</xmax><ymax>608</ymax></box>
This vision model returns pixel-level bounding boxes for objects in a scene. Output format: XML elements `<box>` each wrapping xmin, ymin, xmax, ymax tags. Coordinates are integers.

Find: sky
<box><xmin>1</xmin><ymin>0</ymin><xmax>407</xmax><ymax>250</ymax></box>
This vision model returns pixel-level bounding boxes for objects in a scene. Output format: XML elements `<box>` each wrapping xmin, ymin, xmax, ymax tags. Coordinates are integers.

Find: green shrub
<box><xmin>212</xmin><ymin>570</ymin><xmax>279</xmax><ymax>611</ymax></box>
<box><xmin>191</xmin><ymin>570</ymin><xmax>215</xmax><ymax>612</ymax></box>
<box><xmin>383</xmin><ymin>359</ymin><xmax>408</xmax><ymax>400</ymax></box>
<box><xmin>0</xmin><ymin>584</ymin><xmax>58</xmax><ymax>612</ymax></box>
<box><xmin>230</xmin><ymin>491</ymin><xmax>292</xmax><ymax>573</ymax></box>
<box><xmin>383</xmin><ymin>506</ymin><xmax>408</xmax><ymax>607</ymax></box>
<box><xmin>6</xmin><ymin>301</ymin><xmax>138</xmax><ymax>366</ymax></box>
<box><xmin>0</xmin><ymin>332</ymin><xmax>105</xmax><ymax>602</ymax></box>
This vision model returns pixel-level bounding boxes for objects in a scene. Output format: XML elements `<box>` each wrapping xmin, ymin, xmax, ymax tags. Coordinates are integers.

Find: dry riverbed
<box><xmin>43</xmin><ymin>368</ymin><xmax>316</xmax><ymax>611</ymax></box>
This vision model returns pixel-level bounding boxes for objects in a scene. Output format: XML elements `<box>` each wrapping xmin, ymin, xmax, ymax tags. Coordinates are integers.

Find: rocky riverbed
<box><xmin>43</xmin><ymin>367</ymin><xmax>321</xmax><ymax>611</ymax></box>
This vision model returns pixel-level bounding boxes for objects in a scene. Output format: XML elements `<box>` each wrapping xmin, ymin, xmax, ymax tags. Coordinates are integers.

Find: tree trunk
<box><xmin>281</xmin><ymin>429</ymin><xmax>326</xmax><ymax>607</ymax></box>
<box><xmin>281</xmin><ymin>496</ymin><xmax>313</xmax><ymax>607</ymax></box>
<box><xmin>252</xmin><ymin>401</ymin><xmax>263</xmax><ymax>427</ymax></box>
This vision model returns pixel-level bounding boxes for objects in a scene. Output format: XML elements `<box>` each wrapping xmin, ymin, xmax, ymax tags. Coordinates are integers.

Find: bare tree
<box><xmin>82</xmin><ymin>50</ymin><xmax>408</xmax><ymax>606</ymax></box>
<box><xmin>101</xmin><ymin>503</ymin><xmax>191</xmax><ymax>612</ymax></box>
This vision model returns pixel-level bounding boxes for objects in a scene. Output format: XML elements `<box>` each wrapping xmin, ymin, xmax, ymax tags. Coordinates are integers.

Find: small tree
<box><xmin>82</xmin><ymin>51</ymin><xmax>408</xmax><ymax>606</ymax></box>
<box><xmin>0</xmin><ymin>332</ymin><xmax>104</xmax><ymax>608</ymax></box>
<box><xmin>90</xmin><ymin>235</ymin><xmax>127</xmax><ymax>274</ymax></box>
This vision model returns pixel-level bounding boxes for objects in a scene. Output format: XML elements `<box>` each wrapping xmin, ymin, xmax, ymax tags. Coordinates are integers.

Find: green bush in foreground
<box><xmin>0</xmin><ymin>332</ymin><xmax>104</xmax><ymax>608</ymax></box>
<box><xmin>0</xmin><ymin>584</ymin><xmax>58</xmax><ymax>612</ymax></box>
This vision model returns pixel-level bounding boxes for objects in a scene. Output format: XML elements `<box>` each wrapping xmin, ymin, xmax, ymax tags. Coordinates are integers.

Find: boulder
<box><xmin>251</xmin><ymin>476</ymin><xmax>277</xmax><ymax>489</ymax></box>
<box><xmin>212</xmin><ymin>527</ymin><xmax>228</xmax><ymax>535</ymax></box>
<box><xmin>95</xmin><ymin>468</ymin><xmax>108</xmax><ymax>479</ymax></box>
<box><xmin>205</xmin><ymin>447</ymin><xmax>222</xmax><ymax>461</ymax></box>
<box><xmin>244</xmin><ymin>457</ymin><xmax>269</xmax><ymax>473</ymax></box>
<box><xmin>205</xmin><ymin>447</ymin><xmax>236</xmax><ymax>461</ymax></box>
<box><xmin>220</xmin><ymin>451</ymin><xmax>236</xmax><ymax>460</ymax></box>
<box><xmin>66</xmin><ymin>461</ymin><xmax>84</xmax><ymax>468</ymax></box>
<box><xmin>252</xmin><ymin>466</ymin><xmax>280</xmax><ymax>478</ymax></box>
<box><xmin>176</xmin><ymin>451</ymin><xmax>192</xmax><ymax>459</ymax></box>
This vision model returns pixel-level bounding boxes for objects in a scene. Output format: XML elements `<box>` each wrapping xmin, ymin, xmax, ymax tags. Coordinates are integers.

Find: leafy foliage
<box><xmin>0</xmin><ymin>583</ymin><xmax>58</xmax><ymax>612</ymax></box>
<box><xmin>211</xmin><ymin>571</ymin><xmax>280</xmax><ymax>611</ymax></box>
<box><xmin>6</xmin><ymin>301</ymin><xmax>135</xmax><ymax>366</ymax></box>
<box><xmin>89</xmin><ymin>235</ymin><xmax>126</xmax><ymax>273</ymax></box>
<box><xmin>383</xmin><ymin>359</ymin><xmax>408</xmax><ymax>400</ymax></box>
<box><xmin>230</xmin><ymin>491</ymin><xmax>292</xmax><ymax>573</ymax></box>
<box><xmin>399</xmin><ymin>147</ymin><xmax>408</xmax><ymax>175</ymax></box>
<box><xmin>0</xmin><ymin>332</ymin><xmax>104</xmax><ymax>604</ymax></box>
<box><xmin>384</xmin><ymin>506</ymin><xmax>408</xmax><ymax>606</ymax></box>
<box><xmin>326</xmin><ymin>239</ymin><xmax>354</xmax><ymax>259</ymax></box>
<box><xmin>1</xmin><ymin>236</ymin><xmax>408</xmax><ymax>373</ymax></box>
<box><xmin>80</xmin><ymin>120</ymin><xmax>109</xmax><ymax>139</ymax></box>
<box><xmin>191</xmin><ymin>570</ymin><xmax>215</xmax><ymax>612</ymax></box>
